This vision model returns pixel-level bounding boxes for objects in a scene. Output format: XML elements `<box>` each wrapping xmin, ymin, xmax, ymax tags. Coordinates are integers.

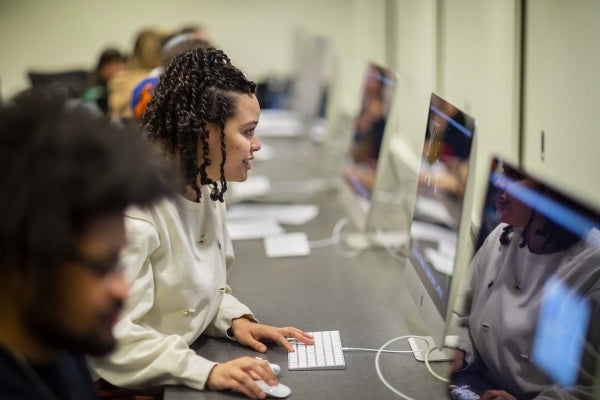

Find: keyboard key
<box><xmin>288</xmin><ymin>330</ymin><xmax>346</xmax><ymax>370</ymax></box>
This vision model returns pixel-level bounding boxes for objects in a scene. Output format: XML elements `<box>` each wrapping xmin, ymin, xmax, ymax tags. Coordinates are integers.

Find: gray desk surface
<box><xmin>165</xmin><ymin>137</ymin><xmax>450</xmax><ymax>400</ymax></box>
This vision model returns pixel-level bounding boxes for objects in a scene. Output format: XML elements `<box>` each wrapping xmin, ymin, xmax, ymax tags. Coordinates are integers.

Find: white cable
<box><xmin>375</xmin><ymin>336</ymin><xmax>431</xmax><ymax>400</ymax></box>
<box><xmin>331</xmin><ymin>218</ymin><xmax>363</xmax><ymax>257</ymax></box>
<box><xmin>308</xmin><ymin>237</ymin><xmax>336</xmax><ymax>248</ymax></box>
<box><xmin>308</xmin><ymin>218</ymin><xmax>360</xmax><ymax>256</ymax></box>
<box><xmin>423</xmin><ymin>346</ymin><xmax>451</xmax><ymax>383</ymax></box>
<box><xmin>307</xmin><ymin>217</ymin><xmax>364</xmax><ymax>257</ymax></box>
<box><xmin>309</xmin><ymin>218</ymin><xmax>407</xmax><ymax>258</ymax></box>
<box><xmin>343</xmin><ymin>345</ymin><xmax>427</xmax><ymax>354</ymax></box>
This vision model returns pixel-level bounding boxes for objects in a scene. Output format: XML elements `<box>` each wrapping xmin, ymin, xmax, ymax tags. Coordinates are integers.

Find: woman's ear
<box><xmin>205</xmin><ymin>122</ymin><xmax>221</xmax><ymax>144</ymax></box>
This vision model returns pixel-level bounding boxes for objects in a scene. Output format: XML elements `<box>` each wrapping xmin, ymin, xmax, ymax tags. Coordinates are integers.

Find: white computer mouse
<box><xmin>255</xmin><ymin>380</ymin><xmax>291</xmax><ymax>398</ymax></box>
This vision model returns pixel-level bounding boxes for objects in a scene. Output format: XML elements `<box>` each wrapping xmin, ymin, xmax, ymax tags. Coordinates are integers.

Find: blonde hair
<box><xmin>131</xmin><ymin>29</ymin><xmax>169</xmax><ymax>69</ymax></box>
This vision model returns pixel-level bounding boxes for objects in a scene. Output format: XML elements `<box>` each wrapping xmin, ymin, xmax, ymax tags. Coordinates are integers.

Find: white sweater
<box><xmin>90</xmin><ymin>186</ymin><xmax>255</xmax><ymax>390</ymax></box>
<box><xmin>458</xmin><ymin>224</ymin><xmax>600</xmax><ymax>399</ymax></box>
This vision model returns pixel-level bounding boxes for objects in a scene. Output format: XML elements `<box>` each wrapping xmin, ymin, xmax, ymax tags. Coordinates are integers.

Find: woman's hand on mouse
<box><xmin>206</xmin><ymin>356</ymin><xmax>275</xmax><ymax>399</ymax></box>
<box><xmin>231</xmin><ymin>318</ymin><xmax>314</xmax><ymax>352</ymax></box>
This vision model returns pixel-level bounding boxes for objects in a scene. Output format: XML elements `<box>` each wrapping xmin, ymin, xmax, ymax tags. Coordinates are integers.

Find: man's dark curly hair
<box><xmin>143</xmin><ymin>46</ymin><xmax>256</xmax><ymax>202</ymax></box>
<box><xmin>0</xmin><ymin>89</ymin><xmax>174</xmax><ymax>281</ymax></box>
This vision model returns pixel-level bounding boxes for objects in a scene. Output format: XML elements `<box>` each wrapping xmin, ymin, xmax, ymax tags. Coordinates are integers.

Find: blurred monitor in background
<box><xmin>343</xmin><ymin>62</ymin><xmax>397</xmax><ymax>200</ymax></box>
<box><xmin>28</xmin><ymin>69</ymin><xmax>91</xmax><ymax>99</ymax></box>
<box><xmin>255</xmin><ymin>30</ymin><xmax>334</xmax><ymax>140</ymax></box>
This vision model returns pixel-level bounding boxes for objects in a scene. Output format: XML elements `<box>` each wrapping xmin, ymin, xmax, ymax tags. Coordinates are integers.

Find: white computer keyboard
<box><xmin>288</xmin><ymin>330</ymin><xmax>346</xmax><ymax>370</ymax></box>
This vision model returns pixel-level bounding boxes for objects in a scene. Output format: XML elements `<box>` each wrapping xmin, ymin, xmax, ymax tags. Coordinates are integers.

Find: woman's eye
<box><xmin>244</xmin><ymin>129</ymin><xmax>255</xmax><ymax>137</ymax></box>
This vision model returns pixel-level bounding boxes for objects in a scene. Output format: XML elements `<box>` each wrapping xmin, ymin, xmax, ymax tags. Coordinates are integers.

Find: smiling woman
<box><xmin>143</xmin><ymin>47</ymin><xmax>262</xmax><ymax>202</ymax></box>
<box><xmin>204</xmin><ymin>93</ymin><xmax>261</xmax><ymax>184</ymax></box>
<box><xmin>89</xmin><ymin>47</ymin><xmax>314</xmax><ymax>400</ymax></box>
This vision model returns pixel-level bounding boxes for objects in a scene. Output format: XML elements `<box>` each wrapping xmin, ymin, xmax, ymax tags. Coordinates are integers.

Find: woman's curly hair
<box><xmin>143</xmin><ymin>46</ymin><xmax>256</xmax><ymax>201</ymax></box>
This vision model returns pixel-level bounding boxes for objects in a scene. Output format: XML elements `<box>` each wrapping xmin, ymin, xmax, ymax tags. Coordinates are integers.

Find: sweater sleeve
<box><xmin>89</xmin><ymin>214</ymin><xmax>216</xmax><ymax>391</ymax></box>
<box><xmin>203</xmin><ymin>286</ymin><xmax>257</xmax><ymax>339</ymax></box>
<box><xmin>204</xmin><ymin>210</ymin><xmax>258</xmax><ymax>339</ymax></box>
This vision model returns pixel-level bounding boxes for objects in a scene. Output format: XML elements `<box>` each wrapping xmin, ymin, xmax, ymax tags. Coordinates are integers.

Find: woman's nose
<box><xmin>251</xmin><ymin>136</ymin><xmax>261</xmax><ymax>152</ymax></box>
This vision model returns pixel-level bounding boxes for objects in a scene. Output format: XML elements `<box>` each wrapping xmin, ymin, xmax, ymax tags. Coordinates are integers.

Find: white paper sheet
<box><xmin>228</xmin><ymin>217</ymin><xmax>284</xmax><ymax>240</ymax></box>
<box><xmin>227</xmin><ymin>204</ymin><xmax>319</xmax><ymax>225</ymax></box>
<box><xmin>415</xmin><ymin>195</ymin><xmax>455</xmax><ymax>227</ymax></box>
<box><xmin>228</xmin><ymin>175</ymin><xmax>271</xmax><ymax>200</ymax></box>
<box><xmin>424</xmin><ymin>247</ymin><xmax>454</xmax><ymax>275</ymax></box>
<box><xmin>264</xmin><ymin>232</ymin><xmax>311</xmax><ymax>258</ymax></box>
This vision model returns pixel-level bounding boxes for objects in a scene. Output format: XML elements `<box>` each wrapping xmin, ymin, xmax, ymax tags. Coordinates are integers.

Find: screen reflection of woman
<box><xmin>344</xmin><ymin>66</ymin><xmax>390</xmax><ymax>195</ymax></box>
<box><xmin>450</xmin><ymin>163</ymin><xmax>600</xmax><ymax>400</ymax></box>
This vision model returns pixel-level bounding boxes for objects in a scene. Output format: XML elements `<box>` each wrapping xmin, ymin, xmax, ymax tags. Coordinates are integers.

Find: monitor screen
<box><xmin>404</xmin><ymin>93</ymin><xmax>476</xmax><ymax>352</ymax></box>
<box><xmin>343</xmin><ymin>62</ymin><xmax>397</xmax><ymax>201</ymax></box>
<box><xmin>449</xmin><ymin>156</ymin><xmax>600</xmax><ymax>398</ymax></box>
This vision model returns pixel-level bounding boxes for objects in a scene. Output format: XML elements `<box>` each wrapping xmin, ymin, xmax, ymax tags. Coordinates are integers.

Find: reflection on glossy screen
<box><xmin>343</xmin><ymin>63</ymin><xmax>396</xmax><ymax>199</ymax></box>
<box><xmin>407</xmin><ymin>93</ymin><xmax>475</xmax><ymax>319</ymax></box>
<box><xmin>449</xmin><ymin>156</ymin><xmax>600</xmax><ymax>399</ymax></box>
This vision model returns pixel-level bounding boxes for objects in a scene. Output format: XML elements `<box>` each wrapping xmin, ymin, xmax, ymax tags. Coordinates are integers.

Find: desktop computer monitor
<box><xmin>344</xmin><ymin>62</ymin><xmax>397</xmax><ymax>200</ymax></box>
<box><xmin>255</xmin><ymin>33</ymin><xmax>333</xmax><ymax>139</ymax></box>
<box><xmin>403</xmin><ymin>93</ymin><xmax>476</xmax><ymax>359</ymax></box>
<box><xmin>449</xmin><ymin>156</ymin><xmax>600</xmax><ymax>398</ymax></box>
<box><xmin>340</xmin><ymin>62</ymin><xmax>399</xmax><ymax>235</ymax></box>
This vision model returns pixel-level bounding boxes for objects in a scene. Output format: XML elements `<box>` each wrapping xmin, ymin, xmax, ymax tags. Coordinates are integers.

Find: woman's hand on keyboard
<box><xmin>231</xmin><ymin>318</ymin><xmax>314</xmax><ymax>352</ymax></box>
<box><xmin>206</xmin><ymin>356</ymin><xmax>276</xmax><ymax>399</ymax></box>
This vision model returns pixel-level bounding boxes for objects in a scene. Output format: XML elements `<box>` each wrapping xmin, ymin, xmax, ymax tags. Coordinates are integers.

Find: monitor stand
<box><xmin>408</xmin><ymin>335</ymin><xmax>459</xmax><ymax>362</ymax></box>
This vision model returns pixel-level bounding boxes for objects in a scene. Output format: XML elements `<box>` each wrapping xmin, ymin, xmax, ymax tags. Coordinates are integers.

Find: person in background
<box><xmin>0</xmin><ymin>89</ymin><xmax>173</xmax><ymax>399</ymax></box>
<box><xmin>130</xmin><ymin>35</ymin><xmax>210</xmax><ymax>122</ymax></box>
<box><xmin>128</xmin><ymin>24</ymin><xmax>213</xmax><ymax>123</ymax></box>
<box><xmin>90</xmin><ymin>47</ymin><xmax>314</xmax><ymax>400</ymax></box>
<box><xmin>344</xmin><ymin>64</ymin><xmax>394</xmax><ymax>196</ymax></box>
<box><xmin>82</xmin><ymin>48</ymin><xmax>128</xmax><ymax>115</ymax></box>
<box><xmin>178</xmin><ymin>23</ymin><xmax>211</xmax><ymax>42</ymax></box>
<box><xmin>107</xmin><ymin>28</ymin><xmax>171</xmax><ymax>120</ymax></box>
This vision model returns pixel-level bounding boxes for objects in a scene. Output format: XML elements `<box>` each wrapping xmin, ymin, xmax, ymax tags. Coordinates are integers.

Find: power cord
<box><xmin>423</xmin><ymin>345</ymin><xmax>451</xmax><ymax>383</ymax></box>
<box><xmin>331</xmin><ymin>218</ymin><xmax>363</xmax><ymax>257</ymax></box>
<box><xmin>342</xmin><ymin>340</ymin><xmax>428</xmax><ymax>354</ymax></box>
<box><xmin>370</xmin><ymin>335</ymin><xmax>452</xmax><ymax>398</ymax></box>
<box><xmin>308</xmin><ymin>218</ymin><xmax>409</xmax><ymax>260</ymax></box>
<box><xmin>307</xmin><ymin>217</ymin><xmax>363</xmax><ymax>257</ymax></box>
<box><xmin>374</xmin><ymin>335</ymin><xmax>430</xmax><ymax>400</ymax></box>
